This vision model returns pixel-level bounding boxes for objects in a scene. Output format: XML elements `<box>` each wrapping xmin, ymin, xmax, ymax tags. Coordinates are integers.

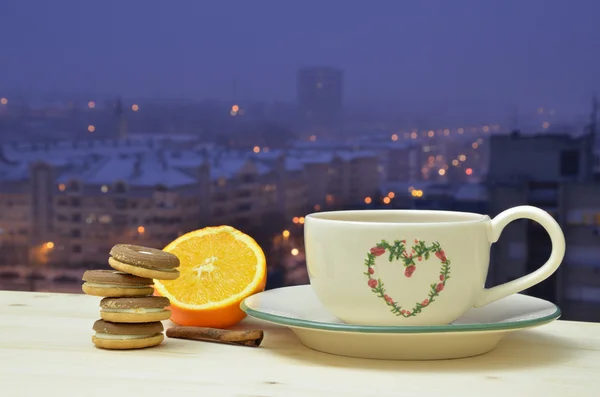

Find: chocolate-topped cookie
<box><xmin>81</xmin><ymin>270</ymin><xmax>154</xmax><ymax>297</ymax></box>
<box><xmin>92</xmin><ymin>319</ymin><xmax>164</xmax><ymax>350</ymax></box>
<box><xmin>100</xmin><ymin>296</ymin><xmax>171</xmax><ymax>323</ymax></box>
<box><xmin>108</xmin><ymin>244</ymin><xmax>180</xmax><ymax>280</ymax></box>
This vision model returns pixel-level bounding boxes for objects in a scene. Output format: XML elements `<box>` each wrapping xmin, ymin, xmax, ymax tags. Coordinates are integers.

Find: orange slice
<box><xmin>154</xmin><ymin>225</ymin><xmax>267</xmax><ymax>328</ymax></box>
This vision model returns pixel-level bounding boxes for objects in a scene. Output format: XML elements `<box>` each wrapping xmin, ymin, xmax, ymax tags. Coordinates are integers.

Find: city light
<box><xmin>410</xmin><ymin>132</ymin><xmax>418</xmax><ymax>139</ymax></box>
<box><xmin>428</xmin><ymin>130</ymin><xmax>435</xmax><ymax>138</ymax></box>
<box><xmin>457</xmin><ymin>128</ymin><xmax>464</xmax><ymax>134</ymax></box>
<box><xmin>364</xmin><ymin>197</ymin><xmax>372</xmax><ymax>204</ymax></box>
<box><xmin>309</xmin><ymin>135</ymin><xmax>317</xmax><ymax>142</ymax></box>
<box><xmin>137</xmin><ymin>226</ymin><xmax>145</xmax><ymax>234</ymax></box>
<box><xmin>58</xmin><ymin>183</ymin><xmax>66</xmax><ymax>192</ymax></box>
<box><xmin>452</xmin><ymin>159</ymin><xmax>459</xmax><ymax>166</ymax></box>
<box><xmin>459</xmin><ymin>154</ymin><xmax>466</xmax><ymax>161</ymax></box>
<box><xmin>282</xmin><ymin>230</ymin><xmax>290</xmax><ymax>238</ymax></box>
<box><xmin>438</xmin><ymin>169</ymin><xmax>446</xmax><ymax>176</ymax></box>
<box><xmin>132</xmin><ymin>104</ymin><xmax>139</xmax><ymax>112</ymax></box>
<box><xmin>411</xmin><ymin>189</ymin><xmax>424</xmax><ymax>198</ymax></box>
<box><xmin>387</xmin><ymin>191</ymin><xmax>395</xmax><ymax>198</ymax></box>
<box><xmin>298</xmin><ymin>217</ymin><xmax>305</xmax><ymax>224</ymax></box>
<box><xmin>232</xmin><ymin>104</ymin><xmax>239</xmax><ymax>112</ymax></box>
<box><xmin>293</xmin><ymin>217</ymin><xmax>299</xmax><ymax>224</ymax></box>
<box><xmin>291</xmin><ymin>248</ymin><xmax>299</xmax><ymax>256</ymax></box>
<box><xmin>391</xmin><ymin>134</ymin><xmax>398</xmax><ymax>141</ymax></box>
<box><xmin>253</xmin><ymin>146</ymin><xmax>260</xmax><ymax>153</ymax></box>
<box><xmin>435</xmin><ymin>155</ymin><xmax>442</xmax><ymax>161</ymax></box>
<box><xmin>482</xmin><ymin>125</ymin><xmax>490</xmax><ymax>133</ymax></box>
<box><xmin>465</xmin><ymin>168</ymin><xmax>473</xmax><ymax>175</ymax></box>
<box><xmin>101</xmin><ymin>185</ymin><xmax>108</xmax><ymax>193</ymax></box>
<box><xmin>383</xmin><ymin>197</ymin><xmax>391</xmax><ymax>204</ymax></box>
<box><xmin>99</xmin><ymin>215</ymin><xmax>112</xmax><ymax>224</ymax></box>
<box><xmin>443</xmin><ymin>128</ymin><xmax>450</xmax><ymax>135</ymax></box>
<box><xmin>88</xmin><ymin>101</ymin><xmax>95</xmax><ymax>109</ymax></box>
<box><xmin>543</xmin><ymin>121</ymin><xmax>550</xmax><ymax>129</ymax></box>
<box><xmin>472</xmin><ymin>142</ymin><xmax>479</xmax><ymax>149</ymax></box>
<box><xmin>88</xmin><ymin>125</ymin><xmax>95</xmax><ymax>132</ymax></box>
<box><xmin>45</xmin><ymin>242</ymin><xmax>55</xmax><ymax>249</ymax></box>
<box><xmin>408</xmin><ymin>186</ymin><xmax>414</xmax><ymax>192</ymax></box>
<box><xmin>263</xmin><ymin>147</ymin><xmax>270</xmax><ymax>153</ymax></box>
<box><xmin>314</xmin><ymin>204</ymin><xmax>321</xmax><ymax>211</ymax></box>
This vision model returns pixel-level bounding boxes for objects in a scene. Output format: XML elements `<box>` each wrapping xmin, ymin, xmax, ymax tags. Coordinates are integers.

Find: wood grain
<box><xmin>0</xmin><ymin>290</ymin><xmax>599</xmax><ymax>396</ymax></box>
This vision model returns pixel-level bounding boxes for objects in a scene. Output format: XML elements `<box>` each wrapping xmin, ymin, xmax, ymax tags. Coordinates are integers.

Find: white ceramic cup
<box><xmin>304</xmin><ymin>206</ymin><xmax>565</xmax><ymax>326</ymax></box>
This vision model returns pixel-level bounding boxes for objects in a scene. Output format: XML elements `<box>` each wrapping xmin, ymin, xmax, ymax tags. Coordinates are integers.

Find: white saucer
<box><xmin>241</xmin><ymin>284</ymin><xmax>561</xmax><ymax>360</ymax></box>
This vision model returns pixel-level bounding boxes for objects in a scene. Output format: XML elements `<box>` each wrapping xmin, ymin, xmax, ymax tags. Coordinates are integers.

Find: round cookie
<box><xmin>100</xmin><ymin>296</ymin><xmax>171</xmax><ymax>323</ymax></box>
<box><xmin>108</xmin><ymin>257</ymin><xmax>180</xmax><ymax>280</ymax></box>
<box><xmin>92</xmin><ymin>319</ymin><xmax>164</xmax><ymax>350</ymax></box>
<box><xmin>82</xmin><ymin>270</ymin><xmax>154</xmax><ymax>297</ymax></box>
<box><xmin>110</xmin><ymin>244</ymin><xmax>179</xmax><ymax>268</ymax></box>
<box><xmin>83</xmin><ymin>285</ymin><xmax>154</xmax><ymax>297</ymax></box>
<box><xmin>92</xmin><ymin>334</ymin><xmax>164</xmax><ymax>350</ymax></box>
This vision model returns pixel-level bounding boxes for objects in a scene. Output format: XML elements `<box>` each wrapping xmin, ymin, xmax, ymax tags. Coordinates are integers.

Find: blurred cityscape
<box><xmin>1</xmin><ymin>1</ymin><xmax>600</xmax><ymax>323</ymax></box>
<box><xmin>2</xmin><ymin>66</ymin><xmax>600</xmax><ymax>322</ymax></box>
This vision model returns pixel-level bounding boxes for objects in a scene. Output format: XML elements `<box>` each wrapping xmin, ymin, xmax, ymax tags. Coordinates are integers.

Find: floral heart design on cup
<box><xmin>364</xmin><ymin>239</ymin><xmax>451</xmax><ymax>318</ymax></box>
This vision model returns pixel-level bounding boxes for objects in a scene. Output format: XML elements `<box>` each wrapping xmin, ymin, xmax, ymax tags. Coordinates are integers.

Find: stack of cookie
<box><xmin>81</xmin><ymin>244</ymin><xmax>180</xmax><ymax>350</ymax></box>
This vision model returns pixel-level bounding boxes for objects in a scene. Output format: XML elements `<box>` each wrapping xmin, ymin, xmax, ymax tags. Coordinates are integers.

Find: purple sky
<box><xmin>1</xmin><ymin>0</ymin><xmax>599</xmax><ymax>113</ymax></box>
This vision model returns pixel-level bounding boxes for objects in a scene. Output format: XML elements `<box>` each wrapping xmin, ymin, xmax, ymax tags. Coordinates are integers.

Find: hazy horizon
<box><xmin>1</xmin><ymin>0</ymin><xmax>600</xmax><ymax>120</ymax></box>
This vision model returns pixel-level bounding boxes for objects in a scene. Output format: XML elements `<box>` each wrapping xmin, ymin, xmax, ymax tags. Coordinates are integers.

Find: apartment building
<box><xmin>486</xmin><ymin>131</ymin><xmax>600</xmax><ymax>320</ymax></box>
<box><xmin>488</xmin><ymin>131</ymin><xmax>595</xmax><ymax>183</ymax></box>
<box><xmin>558</xmin><ymin>182</ymin><xmax>600</xmax><ymax>321</ymax></box>
<box><xmin>288</xmin><ymin>150</ymin><xmax>380</xmax><ymax>210</ymax></box>
<box><xmin>0</xmin><ymin>163</ymin><xmax>30</xmax><ymax>266</ymax></box>
<box><xmin>209</xmin><ymin>154</ymin><xmax>277</xmax><ymax>229</ymax></box>
<box><xmin>48</xmin><ymin>153</ymin><xmax>204</xmax><ymax>266</ymax></box>
<box><xmin>0</xmin><ymin>136</ymin><xmax>381</xmax><ymax>267</ymax></box>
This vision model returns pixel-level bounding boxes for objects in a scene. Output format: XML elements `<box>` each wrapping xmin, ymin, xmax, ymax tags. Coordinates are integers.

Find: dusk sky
<box><xmin>1</xmin><ymin>0</ymin><xmax>600</xmax><ymax>114</ymax></box>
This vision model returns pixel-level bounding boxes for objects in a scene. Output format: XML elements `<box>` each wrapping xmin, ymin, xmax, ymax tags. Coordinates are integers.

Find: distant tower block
<box><xmin>114</xmin><ymin>96</ymin><xmax>127</xmax><ymax>140</ymax></box>
<box><xmin>297</xmin><ymin>66</ymin><xmax>344</xmax><ymax>132</ymax></box>
<box><xmin>590</xmin><ymin>93</ymin><xmax>600</xmax><ymax>178</ymax></box>
<box><xmin>591</xmin><ymin>93</ymin><xmax>598</xmax><ymax>150</ymax></box>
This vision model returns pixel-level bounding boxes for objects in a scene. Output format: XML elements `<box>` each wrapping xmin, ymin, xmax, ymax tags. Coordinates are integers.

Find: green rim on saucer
<box><xmin>240</xmin><ymin>290</ymin><xmax>561</xmax><ymax>334</ymax></box>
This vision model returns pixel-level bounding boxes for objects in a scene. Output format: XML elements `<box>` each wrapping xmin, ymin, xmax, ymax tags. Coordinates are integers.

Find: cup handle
<box><xmin>474</xmin><ymin>205</ymin><xmax>566</xmax><ymax>308</ymax></box>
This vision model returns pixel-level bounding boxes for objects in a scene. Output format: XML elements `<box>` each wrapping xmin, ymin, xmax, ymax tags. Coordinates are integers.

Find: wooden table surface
<box><xmin>1</xmin><ymin>290</ymin><xmax>599</xmax><ymax>397</ymax></box>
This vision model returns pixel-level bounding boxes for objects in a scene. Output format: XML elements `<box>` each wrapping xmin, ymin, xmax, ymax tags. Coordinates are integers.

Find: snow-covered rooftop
<box><xmin>0</xmin><ymin>136</ymin><xmax>380</xmax><ymax>188</ymax></box>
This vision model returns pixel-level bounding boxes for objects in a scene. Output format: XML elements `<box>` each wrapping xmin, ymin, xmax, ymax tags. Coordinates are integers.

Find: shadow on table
<box><xmin>266</xmin><ymin>329</ymin><xmax>576</xmax><ymax>372</ymax></box>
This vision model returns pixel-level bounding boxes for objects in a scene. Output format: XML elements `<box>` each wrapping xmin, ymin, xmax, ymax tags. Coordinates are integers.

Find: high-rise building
<box><xmin>486</xmin><ymin>130</ymin><xmax>600</xmax><ymax>320</ymax></box>
<box><xmin>589</xmin><ymin>95</ymin><xmax>600</xmax><ymax>180</ymax></box>
<box><xmin>297</xmin><ymin>67</ymin><xmax>344</xmax><ymax>131</ymax></box>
